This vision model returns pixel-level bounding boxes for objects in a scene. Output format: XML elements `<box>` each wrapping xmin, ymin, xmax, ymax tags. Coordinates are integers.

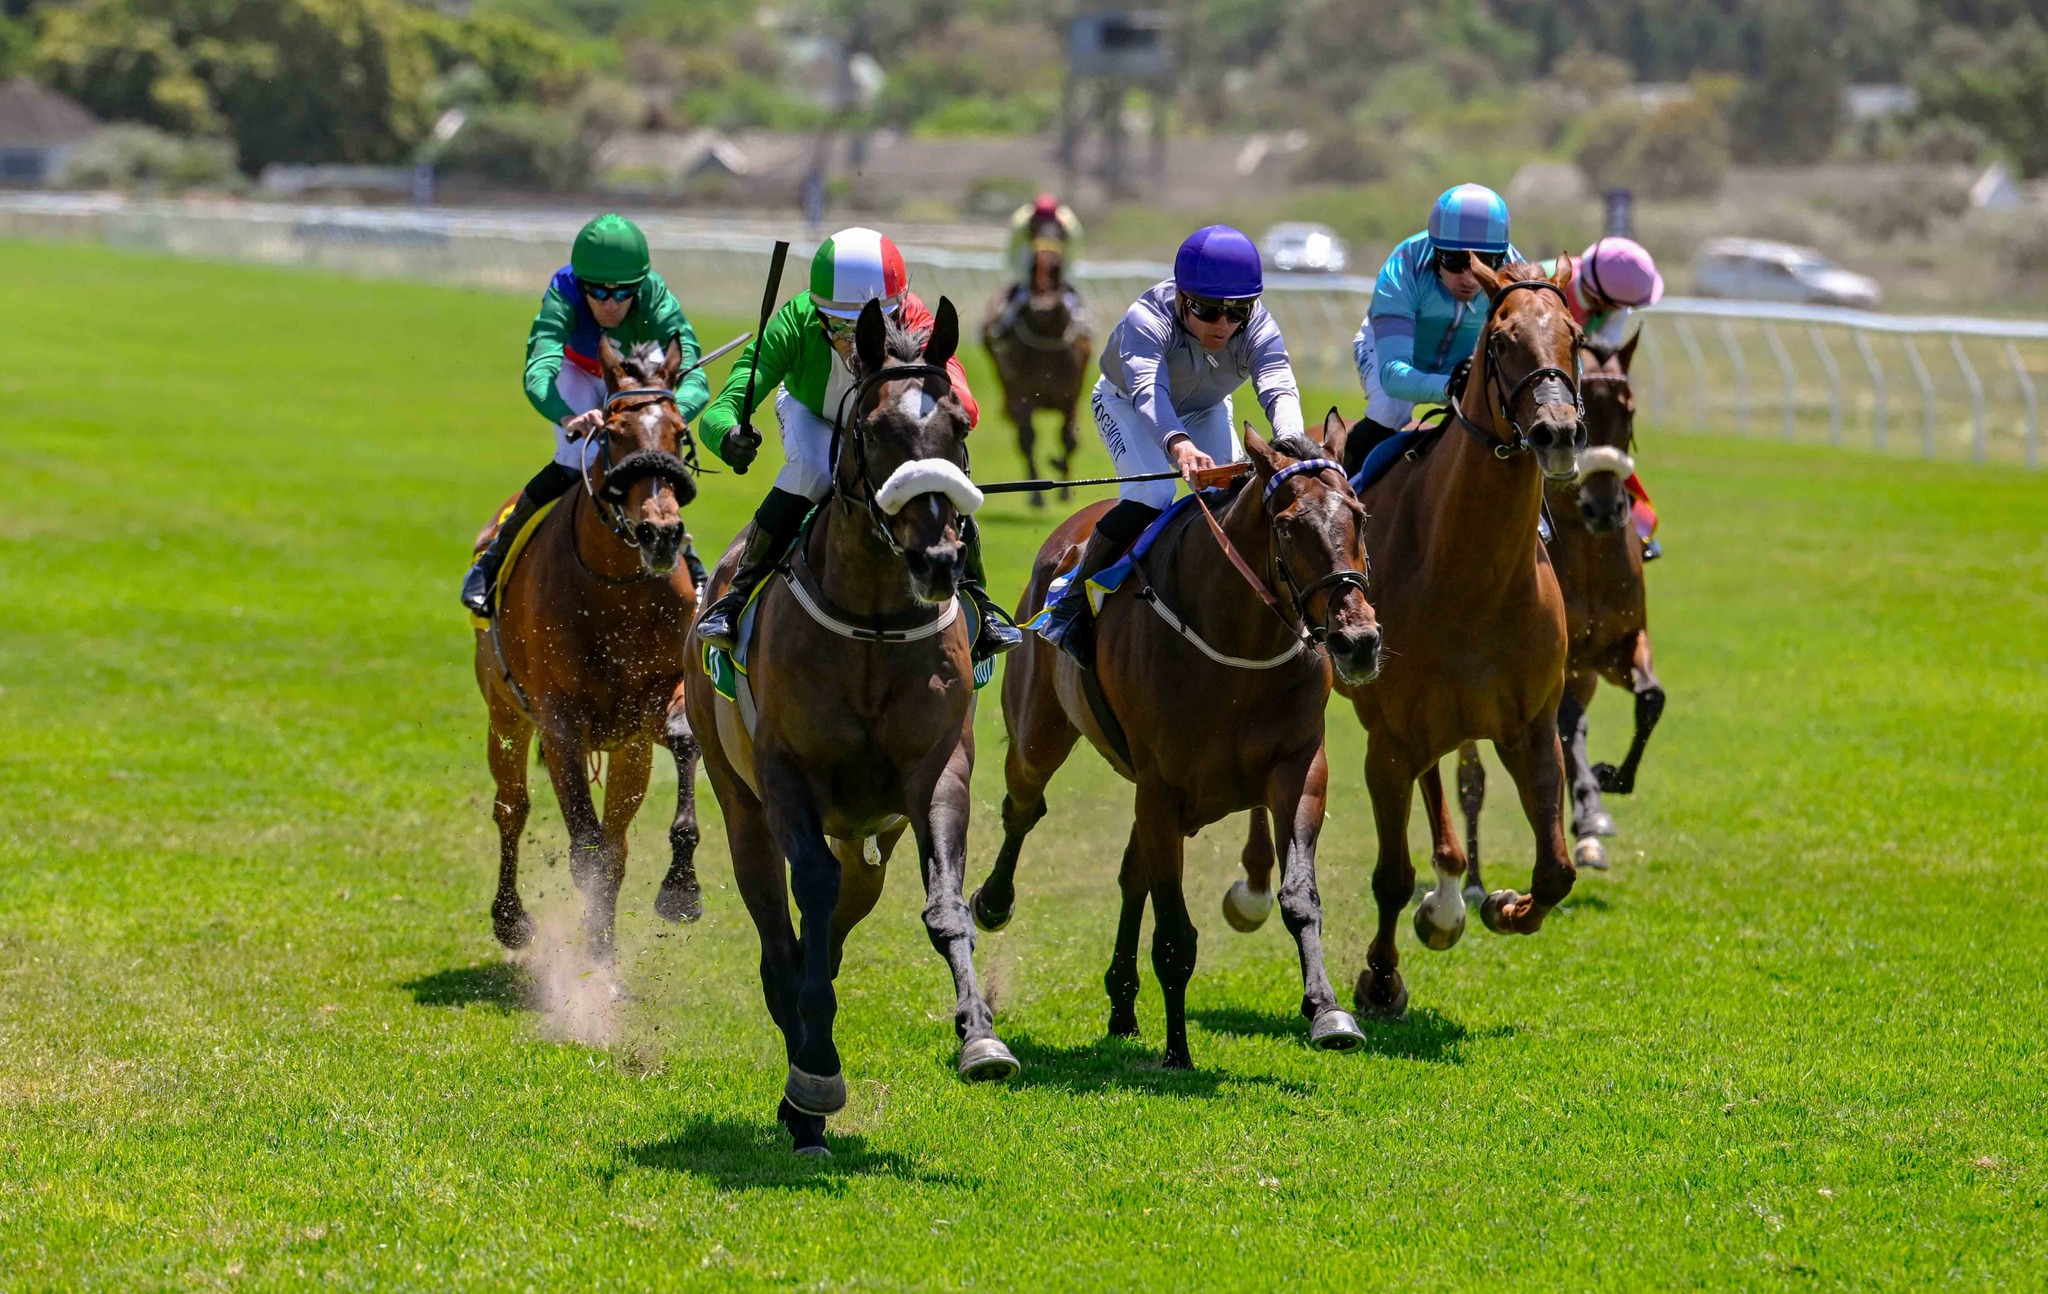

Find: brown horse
<box><xmin>1459</xmin><ymin>335</ymin><xmax>1664</xmax><ymax>881</ymax></box>
<box><xmin>982</xmin><ymin>247</ymin><xmax>1091</xmax><ymax>507</ymax></box>
<box><xmin>473</xmin><ymin>338</ymin><xmax>705</xmax><ymax>966</ymax></box>
<box><xmin>684</xmin><ymin>297</ymin><xmax>1009</xmax><ymax>1156</ymax></box>
<box><xmin>976</xmin><ymin>426</ymin><xmax>1383</xmax><ymax>1068</ymax></box>
<box><xmin>1291</xmin><ymin>260</ymin><xmax>1587</xmax><ymax>1019</ymax></box>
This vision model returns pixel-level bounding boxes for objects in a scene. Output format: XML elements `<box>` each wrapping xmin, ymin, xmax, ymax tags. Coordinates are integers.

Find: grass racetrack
<box><xmin>3</xmin><ymin>241</ymin><xmax>2045</xmax><ymax>1289</ymax></box>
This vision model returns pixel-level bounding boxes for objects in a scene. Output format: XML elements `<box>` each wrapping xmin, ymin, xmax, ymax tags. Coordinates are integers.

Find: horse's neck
<box><xmin>808</xmin><ymin>498</ymin><xmax>922</xmax><ymax>618</ymax></box>
<box><xmin>571</xmin><ymin>488</ymin><xmax>643</xmax><ymax>583</ymax></box>
<box><xmin>1156</xmin><ymin>487</ymin><xmax>1295</xmax><ymax>659</ymax></box>
<box><xmin>1427</xmin><ymin>428</ymin><xmax>1546</xmax><ymax>584</ymax></box>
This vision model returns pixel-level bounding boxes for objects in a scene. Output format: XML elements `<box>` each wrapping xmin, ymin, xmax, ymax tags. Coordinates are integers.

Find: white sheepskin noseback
<box><xmin>1575</xmin><ymin>445</ymin><xmax>1635</xmax><ymax>482</ymax></box>
<box><xmin>875</xmin><ymin>458</ymin><xmax>984</xmax><ymax>516</ymax></box>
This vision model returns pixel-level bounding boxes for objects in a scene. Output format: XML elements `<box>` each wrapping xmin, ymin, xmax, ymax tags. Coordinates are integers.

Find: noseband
<box><xmin>830</xmin><ymin>361</ymin><xmax>960</xmax><ymax>559</ymax></box>
<box><xmin>1260</xmin><ymin>458</ymin><xmax>1373</xmax><ymax>649</ymax></box>
<box><xmin>581</xmin><ymin>387</ymin><xmax>697</xmax><ymax>549</ymax></box>
<box><xmin>1451</xmin><ymin>279</ymin><xmax>1587</xmax><ymax>471</ymax></box>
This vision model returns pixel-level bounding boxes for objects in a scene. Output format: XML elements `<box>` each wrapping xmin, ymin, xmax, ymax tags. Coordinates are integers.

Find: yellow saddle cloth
<box><xmin>466</xmin><ymin>495</ymin><xmax>560</xmax><ymax>630</ymax></box>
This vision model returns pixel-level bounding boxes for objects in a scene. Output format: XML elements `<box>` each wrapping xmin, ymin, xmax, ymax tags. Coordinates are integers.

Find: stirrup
<box><xmin>696</xmin><ymin>591</ymin><xmax>749</xmax><ymax>651</ymax></box>
<box><xmin>460</xmin><ymin>561</ymin><xmax>496</xmax><ymax>618</ymax></box>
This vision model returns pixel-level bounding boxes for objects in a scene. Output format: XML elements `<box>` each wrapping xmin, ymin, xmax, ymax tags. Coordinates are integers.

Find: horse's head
<box><xmin>593</xmin><ymin>336</ymin><xmax>699</xmax><ymax>579</ymax></box>
<box><xmin>1570</xmin><ymin>335</ymin><xmax>1639</xmax><ymax>535</ymax></box>
<box><xmin>1468</xmin><ymin>257</ymin><xmax>1587</xmax><ymax>482</ymax></box>
<box><xmin>1243</xmin><ymin>414</ymin><xmax>1382</xmax><ymax>685</ymax></box>
<box><xmin>1030</xmin><ymin>242</ymin><xmax>1064</xmax><ymax>295</ymax></box>
<box><xmin>837</xmin><ymin>296</ymin><xmax>980</xmax><ymax>605</ymax></box>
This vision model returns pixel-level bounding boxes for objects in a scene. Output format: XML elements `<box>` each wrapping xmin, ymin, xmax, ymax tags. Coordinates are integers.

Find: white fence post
<box><xmin>1675</xmin><ymin>317</ymin><xmax>1708</xmax><ymax>430</ymax></box>
<box><xmin>1853</xmin><ymin>328</ymin><xmax>1887</xmax><ymax>451</ymax></box>
<box><xmin>1807</xmin><ymin>325</ymin><xmax>1843</xmax><ymax>446</ymax></box>
<box><xmin>1639</xmin><ymin>321</ymin><xmax>1668</xmax><ymax>424</ymax></box>
<box><xmin>1948</xmin><ymin>334</ymin><xmax>1986</xmax><ymax>464</ymax></box>
<box><xmin>1717</xmin><ymin>319</ymin><xmax>1750</xmax><ymax>431</ymax></box>
<box><xmin>1764</xmin><ymin>323</ymin><xmax>1797</xmax><ymax>440</ymax></box>
<box><xmin>1902</xmin><ymin>337</ymin><xmax>1937</xmax><ymax>458</ymax></box>
<box><xmin>2006</xmin><ymin>341</ymin><xmax>2038</xmax><ymax>470</ymax></box>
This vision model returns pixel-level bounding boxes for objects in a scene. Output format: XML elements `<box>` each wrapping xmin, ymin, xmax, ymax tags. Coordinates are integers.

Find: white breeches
<box><xmin>1091</xmin><ymin>377</ymin><xmax>1239</xmax><ymax>510</ymax></box>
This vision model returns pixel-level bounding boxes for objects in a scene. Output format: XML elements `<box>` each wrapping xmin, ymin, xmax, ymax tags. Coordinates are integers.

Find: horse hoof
<box><xmin>492</xmin><ymin>907</ymin><xmax>534</xmax><ymax>950</ymax></box>
<box><xmin>778</xmin><ymin>1098</ymin><xmax>830</xmax><ymax>1155</ymax></box>
<box><xmin>1107</xmin><ymin>1010</ymin><xmax>1140</xmax><ymax>1039</ymax></box>
<box><xmin>970</xmin><ymin>885</ymin><xmax>1012</xmax><ymax>933</ymax></box>
<box><xmin>1221</xmin><ymin>880</ymin><xmax>1273</xmax><ymax>933</ymax></box>
<box><xmin>784</xmin><ymin>1065</ymin><xmax>847</xmax><ymax>1116</ymax></box>
<box><xmin>654</xmin><ymin>882</ymin><xmax>702</xmax><ymax>924</ymax></box>
<box><xmin>1581</xmin><ymin>811</ymin><xmax>1617</xmax><ymax>838</ymax></box>
<box><xmin>1309</xmin><ymin>1008</ymin><xmax>1365</xmax><ymax>1051</ymax></box>
<box><xmin>1412</xmin><ymin>902</ymin><xmax>1466</xmax><ymax>952</ymax></box>
<box><xmin>958</xmin><ymin>1037</ymin><xmax>1021</xmax><ymax>1083</ymax></box>
<box><xmin>1574</xmin><ymin>837</ymin><xmax>1611</xmax><ymax>870</ymax></box>
<box><xmin>1352</xmin><ymin>967</ymin><xmax>1408</xmax><ymax>1020</ymax></box>
<box><xmin>794</xmin><ymin>1143</ymin><xmax>831</xmax><ymax>1159</ymax></box>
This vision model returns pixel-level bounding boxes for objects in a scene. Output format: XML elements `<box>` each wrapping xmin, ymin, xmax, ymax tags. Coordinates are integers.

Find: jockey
<box><xmin>1543</xmin><ymin>236</ymin><xmax>1665</xmax><ymax>556</ymax></box>
<box><xmin>1347</xmin><ymin>183</ymin><xmax>1523</xmax><ymax>476</ymax></box>
<box><xmin>1041</xmin><ymin>224</ymin><xmax>1307</xmax><ymax>665</ymax></box>
<box><xmin>693</xmin><ymin>227</ymin><xmax>1020</xmax><ymax>661</ymax></box>
<box><xmin>993</xmin><ymin>193</ymin><xmax>1085</xmax><ymax>336</ymax></box>
<box><xmin>461</xmin><ymin>213</ymin><xmax>712</xmax><ymax>616</ymax></box>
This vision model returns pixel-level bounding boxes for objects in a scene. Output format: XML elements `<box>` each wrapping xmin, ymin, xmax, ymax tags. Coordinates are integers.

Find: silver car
<box><xmin>1260</xmin><ymin>222</ymin><xmax>1349</xmax><ymax>275</ymax></box>
<box><xmin>1691</xmin><ymin>238</ymin><xmax>1882</xmax><ymax>308</ymax></box>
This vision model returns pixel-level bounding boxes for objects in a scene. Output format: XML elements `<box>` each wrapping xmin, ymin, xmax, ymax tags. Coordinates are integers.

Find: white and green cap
<box><xmin>809</xmin><ymin>227</ymin><xmax>909</xmax><ymax>319</ymax></box>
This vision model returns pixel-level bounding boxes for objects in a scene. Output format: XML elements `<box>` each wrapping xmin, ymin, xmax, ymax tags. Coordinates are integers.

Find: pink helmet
<box><xmin>1032</xmin><ymin>193</ymin><xmax>1061</xmax><ymax>219</ymax></box>
<box><xmin>1579</xmin><ymin>237</ymin><xmax>1664</xmax><ymax>309</ymax></box>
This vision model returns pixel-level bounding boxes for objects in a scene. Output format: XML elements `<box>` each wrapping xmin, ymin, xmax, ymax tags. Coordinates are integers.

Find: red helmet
<box><xmin>1032</xmin><ymin>193</ymin><xmax>1060</xmax><ymax>219</ymax></box>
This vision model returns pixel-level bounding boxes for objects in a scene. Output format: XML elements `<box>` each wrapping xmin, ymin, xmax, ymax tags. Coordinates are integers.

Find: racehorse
<box><xmin>982</xmin><ymin>245</ymin><xmax>1091</xmax><ymax>507</ymax></box>
<box><xmin>1458</xmin><ymin>335</ymin><xmax>1664</xmax><ymax>880</ymax></box>
<box><xmin>1298</xmin><ymin>259</ymin><xmax>1587</xmax><ymax>1019</ymax></box>
<box><xmin>684</xmin><ymin>297</ymin><xmax>1010</xmax><ymax>1156</ymax></box>
<box><xmin>977</xmin><ymin>426</ymin><xmax>1383</xmax><ymax>1068</ymax></box>
<box><xmin>473</xmin><ymin>337</ymin><xmax>705</xmax><ymax>966</ymax></box>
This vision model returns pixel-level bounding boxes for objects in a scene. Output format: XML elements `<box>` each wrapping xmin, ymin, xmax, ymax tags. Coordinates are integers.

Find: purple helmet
<box><xmin>1174</xmin><ymin>225</ymin><xmax>1263</xmax><ymax>300</ymax></box>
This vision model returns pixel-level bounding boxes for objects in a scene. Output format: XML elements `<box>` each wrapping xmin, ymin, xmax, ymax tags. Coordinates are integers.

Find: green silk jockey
<box><xmin>461</xmin><ymin>213</ymin><xmax>713</xmax><ymax>615</ymax></box>
<box><xmin>694</xmin><ymin>227</ymin><xmax>1021</xmax><ymax>663</ymax></box>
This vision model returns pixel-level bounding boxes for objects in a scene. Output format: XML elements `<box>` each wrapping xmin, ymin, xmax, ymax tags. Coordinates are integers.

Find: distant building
<box><xmin>0</xmin><ymin>78</ymin><xmax>100</xmax><ymax>186</ymax></box>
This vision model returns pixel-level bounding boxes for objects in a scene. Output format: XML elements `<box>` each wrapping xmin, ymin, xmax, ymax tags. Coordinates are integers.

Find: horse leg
<box><xmin>1480</xmin><ymin>715</ymin><xmax>1577</xmax><ymax>936</ymax></box>
<box><xmin>827</xmin><ymin>827</ymin><xmax>894</xmax><ymax>975</ymax></box>
<box><xmin>590</xmin><ymin>739</ymin><xmax>653</xmax><ymax>967</ymax></box>
<box><xmin>911</xmin><ymin>741</ymin><xmax>1017</xmax><ymax>1082</ymax></box>
<box><xmin>1355</xmin><ymin>737</ymin><xmax>1419</xmax><ymax>1018</ymax></box>
<box><xmin>1131</xmin><ymin>784</ymin><xmax>1199</xmax><ymax>1069</ymax></box>
<box><xmin>757</xmin><ymin>756</ymin><xmax>847</xmax><ymax>1122</ymax></box>
<box><xmin>655</xmin><ymin>694</ymin><xmax>703</xmax><ymax>923</ymax></box>
<box><xmin>1222</xmin><ymin>807</ymin><xmax>1275</xmax><ymax>932</ymax></box>
<box><xmin>1270</xmin><ymin>746</ymin><xmax>1364</xmax><ymax>1050</ymax></box>
<box><xmin>1056</xmin><ymin>399</ymin><xmax>1080</xmax><ymax>500</ymax></box>
<box><xmin>1457</xmin><ymin>742</ymin><xmax>1487</xmax><ymax>909</ymax></box>
<box><xmin>1103</xmin><ymin>825</ymin><xmax>1146</xmax><ymax>1039</ymax></box>
<box><xmin>1594</xmin><ymin>629</ymin><xmax>1666</xmax><ymax>796</ymax></box>
<box><xmin>537</xmin><ymin>710</ymin><xmax>612</xmax><ymax>960</ymax></box>
<box><xmin>1014</xmin><ymin>395</ymin><xmax>1043</xmax><ymax>508</ymax></box>
<box><xmin>1558</xmin><ymin>673</ymin><xmax>1611</xmax><ymax>870</ymax></box>
<box><xmin>1412</xmin><ymin>762</ymin><xmax>1472</xmax><ymax>951</ymax></box>
<box><xmin>972</xmin><ymin>646</ymin><xmax>1079</xmax><ymax>932</ymax></box>
<box><xmin>486</xmin><ymin>694</ymin><xmax>535</xmax><ymax>949</ymax></box>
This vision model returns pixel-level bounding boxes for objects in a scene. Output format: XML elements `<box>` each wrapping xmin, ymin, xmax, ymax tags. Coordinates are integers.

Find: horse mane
<box><xmin>615</xmin><ymin>339</ymin><xmax>671</xmax><ymax>387</ymax></box>
<box><xmin>878</xmin><ymin>314</ymin><xmax>928</xmax><ymax>368</ymax></box>
<box><xmin>1583</xmin><ymin>340</ymin><xmax>1622</xmax><ymax>366</ymax></box>
<box><xmin>1497</xmin><ymin>259</ymin><xmax>1546</xmax><ymax>284</ymax></box>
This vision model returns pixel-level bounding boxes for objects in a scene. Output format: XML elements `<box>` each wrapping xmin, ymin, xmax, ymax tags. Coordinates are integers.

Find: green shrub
<box><xmin>58</xmin><ymin>124</ymin><xmax>240</xmax><ymax>189</ymax></box>
<box><xmin>1574</xmin><ymin>96</ymin><xmax>1729</xmax><ymax>200</ymax></box>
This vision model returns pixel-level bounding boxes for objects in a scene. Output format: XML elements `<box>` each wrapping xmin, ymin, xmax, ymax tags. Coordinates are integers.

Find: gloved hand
<box><xmin>1445</xmin><ymin>357</ymin><xmax>1474</xmax><ymax>403</ymax></box>
<box><xmin>724</xmin><ymin>423</ymin><xmax>762</xmax><ymax>474</ymax></box>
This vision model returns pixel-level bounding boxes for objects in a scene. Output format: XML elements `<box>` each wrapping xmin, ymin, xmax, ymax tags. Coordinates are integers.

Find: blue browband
<box><xmin>1264</xmin><ymin>459</ymin><xmax>1346</xmax><ymax>498</ymax></box>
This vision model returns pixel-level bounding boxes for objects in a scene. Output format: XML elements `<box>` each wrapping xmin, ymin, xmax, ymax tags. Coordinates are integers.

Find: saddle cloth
<box><xmin>1024</xmin><ymin>488</ymin><xmax>1228</xmax><ymax>653</ymax></box>
<box><xmin>466</xmin><ymin>494</ymin><xmax>561</xmax><ymax>630</ymax></box>
<box><xmin>1350</xmin><ymin>427</ymin><xmax>1436</xmax><ymax>494</ymax></box>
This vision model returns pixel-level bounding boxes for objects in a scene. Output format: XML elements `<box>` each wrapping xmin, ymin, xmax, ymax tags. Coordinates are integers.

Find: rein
<box><xmin>1448</xmin><ymin>278</ymin><xmax>1586</xmax><ymax>470</ymax></box>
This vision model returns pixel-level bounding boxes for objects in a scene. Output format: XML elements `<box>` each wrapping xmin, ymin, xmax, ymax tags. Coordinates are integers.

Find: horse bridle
<box><xmin>829</xmin><ymin>361</ymin><xmax>961</xmax><ymax>559</ymax></box>
<box><xmin>1259</xmin><ymin>458</ymin><xmax>1373</xmax><ymax>649</ymax></box>
<box><xmin>578</xmin><ymin>386</ymin><xmax>698</xmax><ymax>548</ymax></box>
<box><xmin>1450</xmin><ymin>279</ymin><xmax>1588</xmax><ymax>472</ymax></box>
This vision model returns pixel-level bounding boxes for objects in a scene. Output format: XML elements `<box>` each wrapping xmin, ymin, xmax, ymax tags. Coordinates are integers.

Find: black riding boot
<box><xmin>959</xmin><ymin>516</ymin><xmax>1020</xmax><ymax>663</ymax></box>
<box><xmin>460</xmin><ymin>462</ymin><xmax>579</xmax><ymax>617</ymax></box>
<box><xmin>696</xmin><ymin>488</ymin><xmax>813</xmax><ymax>652</ymax></box>
<box><xmin>1043</xmin><ymin>499</ymin><xmax>1158</xmax><ymax>669</ymax></box>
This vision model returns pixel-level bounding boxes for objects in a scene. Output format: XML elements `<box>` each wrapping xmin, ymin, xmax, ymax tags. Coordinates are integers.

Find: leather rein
<box><xmin>1446</xmin><ymin>278</ymin><xmax>1588</xmax><ymax>468</ymax></box>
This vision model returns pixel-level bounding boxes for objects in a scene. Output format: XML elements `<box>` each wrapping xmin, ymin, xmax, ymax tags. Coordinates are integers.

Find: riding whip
<box><xmin>977</xmin><ymin>462</ymin><xmax>1250</xmax><ymax>496</ymax></box>
<box><xmin>731</xmin><ymin>240</ymin><xmax>790</xmax><ymax>475</ymax></box>
<box><xmin>677</xmin><ymin>331</ymin><xmax>752</xmax><ymax>380</ymax></box>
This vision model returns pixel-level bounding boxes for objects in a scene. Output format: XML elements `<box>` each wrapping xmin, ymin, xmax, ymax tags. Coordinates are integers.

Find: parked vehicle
<box><xmin>1691</xmin><ymin>238</ymin><xmax>1882</xmax><ymax>308</ymax></box>
<box><xmin>1260</xmin><ymin>222</ymin><xmax>1349</xmax><ymax>275</ymax></box>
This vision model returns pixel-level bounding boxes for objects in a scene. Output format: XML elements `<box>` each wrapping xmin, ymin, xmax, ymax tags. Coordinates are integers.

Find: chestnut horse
<box><xmin>977</xmin><ymin>426</ymin><xmax>1383</xmax><ymax>1068</ymax></box>
<box><xmin>474</xmin><ymin>338</ymin><xmax>705</xmax><ymax>965</ymax></box>
<box><xmin>982</xmin><ymin>247</ymin><xmax>1091</xmax><ymax>507</ymax></box>
<box><xmin>1290</xmin><ymin>260</ymin><xmax>1588</xmax><ymax>1019</ymax></box>
<box><xmin>1459</xmin><ymin>335</ymin><xmax>1664</xmax><ymax>880</ymax></box>
<box><xmin>684</xmin><ymin>298</ymin><xmax>1009</xmax><ymax>1156</ymax></box>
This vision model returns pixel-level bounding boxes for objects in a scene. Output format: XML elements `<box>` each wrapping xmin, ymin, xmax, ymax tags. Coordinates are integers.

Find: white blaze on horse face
<box><xmin>895</xmin><ymin>384</ymin><xmax>938</xmax><ymax>422</ymax></box>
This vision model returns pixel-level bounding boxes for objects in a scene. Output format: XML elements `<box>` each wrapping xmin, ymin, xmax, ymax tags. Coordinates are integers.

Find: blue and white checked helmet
<box><xmin>1427</xmin><ymin>184</ymin><xmax>1512</xmax><ymax>255</ymax></box>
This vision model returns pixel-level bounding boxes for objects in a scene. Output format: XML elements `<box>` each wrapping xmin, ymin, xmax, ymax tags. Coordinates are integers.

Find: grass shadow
<box><xmin>1189</xmin><ymin>1005</ymin><xmax>1515</xmax><ymax>1064</ymax></box>
<box><xmin>1564</xmin><ymin>892</ymin><xmax>1613</xmax><ymax>912</ymax></box>
<box><xmin>998</xmin><ymin>1031</ymin><xmax>1312</xmax><ymax>1098</ymax></box>
<box><xmin>400</xmin><ymin>961</ymin><xmax>531</xmax><ymax>1012</ymax></box>
<box><xmin>618</xmin><ymin>1115</ymin><xmax>969</xmax><ymax>1193</ymax></box>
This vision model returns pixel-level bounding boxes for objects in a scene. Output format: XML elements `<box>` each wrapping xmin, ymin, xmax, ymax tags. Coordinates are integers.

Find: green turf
<box><xmin>2</xmin><ymin>241</ymin><xmax>2044</xmax><ymax>1290</ymax></box>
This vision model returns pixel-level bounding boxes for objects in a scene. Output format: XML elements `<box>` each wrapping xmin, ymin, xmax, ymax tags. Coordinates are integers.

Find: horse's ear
<box><xmin>1320</xmin><ymin>412</ymin><xmax>1350</xmax><ymax>470</ymax></box>
<box><xmin>925</xmin><ymin>296</ymin><xmax>960</xmax><ymax>368</ymax></box>
<box><xmin>1551</xmin><ymin>253</ymin><xmax>1575</xmax><ymax>289</ymax></box>
<box><xmin>1469</xmin><ymin>258</ymin><xmax>1504</xmax><ymax>297</ymax></box>
<box><xmin>598</xmin><ymin>334</ymin><xmax>627</xmax><ymax>391</ymax></box>
<box><xmin>661</xmin><ymin>338</ymin><xmax>684</xmax><ymax>388</ymax></box>
<box><xmin>1616</xmin><ymin>328</ymin><xmax>1640</xmax><ymax>373</ymax></box>
<box><xmin>855</xmin><ymin>300</ymin><xmax>888</xmax><ymax>373</ymax></box>
<box><xmin>1242</xmin><ymin>423</ymin><xmax>1280</xmax><ymax>480</ymax></box>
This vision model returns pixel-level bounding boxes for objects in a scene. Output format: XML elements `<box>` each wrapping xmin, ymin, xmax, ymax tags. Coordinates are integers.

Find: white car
<box><xmin>1691</xmin><ymin>238</ymin><xmax>1881</xmax><ymax>308</ymax></box>
<box><xmin>1260</xmin><ymin>222</ymin><xmax>1349</xmax><ymax>275</ymax></box>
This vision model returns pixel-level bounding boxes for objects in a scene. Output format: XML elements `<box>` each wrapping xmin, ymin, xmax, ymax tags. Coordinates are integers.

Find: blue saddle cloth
<box><xmin>1350</xmin><ymin>428</ymin><xmax>1434</xmax><ymax>494</ymax></box>
<box><xmin>1025</xmin><ymin>489</ymin><xmax>1229</xmax><ymax>655</ymax></box>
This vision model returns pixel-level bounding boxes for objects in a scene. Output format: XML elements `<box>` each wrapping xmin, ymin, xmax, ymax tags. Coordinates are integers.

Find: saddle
<box><xmin>466</xmin><ymin>493</ymin><xmax>561</xmax><ymax>631</ymax></box>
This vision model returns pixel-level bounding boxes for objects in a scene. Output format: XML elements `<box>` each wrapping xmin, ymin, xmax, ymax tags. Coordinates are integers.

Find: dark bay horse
<box><xmin>982</xmin><ymin>246</ymin><xmax>1091</xmax><ymax>507</ymax></box>
<box><xmin>978</xmin><ymin>426</ymin><xmax>1383</xmax><ymax>1068</ymax></box>
<box><xmin>1297</xmin><ymin>260</ymin><xmax>1587</xmax><ymax>1019</ymax></box>
<box><xmin>1459</xmin><ymin>335</ymin><xmax>1664</xmax><ymax>879</ymax></box>
<box><xmin>474</xmin><ymin>338</ymin><xmax>704</xmax><ymax>965</ymax></box>
<box><xmin>684</xmin><ymin>297</ymin><xmax>1009</xmax><ymax>1156</ymax></box>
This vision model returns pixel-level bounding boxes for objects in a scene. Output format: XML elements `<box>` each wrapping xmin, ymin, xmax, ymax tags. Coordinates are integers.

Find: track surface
<box><xmin>3</xmin><ymin>243</ymin><xmax>2044</xmax><ymax>1289</ymax></box>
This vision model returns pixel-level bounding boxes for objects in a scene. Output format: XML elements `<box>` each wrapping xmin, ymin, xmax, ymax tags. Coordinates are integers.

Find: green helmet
<box><xmin>570</xmin><ymin>213</ymin><xmax>650</xmax><ymax>287</ymax></box>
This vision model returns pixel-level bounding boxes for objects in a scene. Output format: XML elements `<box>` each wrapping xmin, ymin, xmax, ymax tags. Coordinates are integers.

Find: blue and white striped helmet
<box><xmin>1427</xmin><ymin>183</ymin><xmax>1511</xmax><ymax>255</ymax></box>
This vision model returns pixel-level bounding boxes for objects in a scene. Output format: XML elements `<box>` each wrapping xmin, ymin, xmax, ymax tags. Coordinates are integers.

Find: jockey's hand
<box><xmin>1169</xmin><ymin>437</ymin><xmax>1216</xmax><ymax>486</ymax></box>
<box><xmin>563</xmin><ymin>409</ymin><xmax>605</xmax><ymax>440</ymax></box>
<box><xmin>723</xmin><ymin>423</ymin><xmax>762</xmax><ymax>473</ymax></box>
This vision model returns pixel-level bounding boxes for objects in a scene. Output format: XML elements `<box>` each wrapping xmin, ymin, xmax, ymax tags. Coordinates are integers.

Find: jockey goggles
<box><xmin>582</xmin><ymin>280</ymin><xmax>641</xmax><ymax>302</ymax></box>
<box><xmin>1434</xmin><ymin>248</ymin><xmax>1506</xmax><ymax>275</ymax></box>
<box><xmin>1182</xmin><ymin>293</ymin><xmax>1256</xmax><ymax>324</ymax></box>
